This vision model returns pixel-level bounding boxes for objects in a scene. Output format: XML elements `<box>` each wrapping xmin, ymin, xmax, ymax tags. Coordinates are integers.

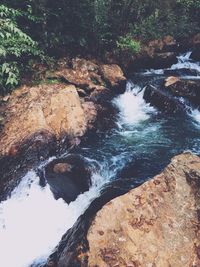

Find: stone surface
<box><xmin>164</xmin><ymin>78</ymin><xmax>200</xmax><ymax>105</ymax></box>
<box><xmin>44</xmin><ymin>154</ymin><xmax>92</xmax><ymax>203</ymax></box>
<box><xmin>0</xmin><ymin>83</ymin><xmax>97</xmax><ymax>199</ymax></box>
<box><xmin>0</xmin><ymin>84</ymin><xmax>88</xmax><ymax>157</ymax></box>
<box><xmin>49</xmin><ymin>59</ymin><xmax>126</xmax><ymax>92</ymax></box>
<box><xmin>165</xmin><ymin>76</ymin><xmax>180</xmax><ymax>87</ymax></box>
<box><xmin>87</xmin><ymin>153</ymin><xmax>200</xmax><ymax>267</ymax></box>
<box><xmin>143</xmin><ymin>84</ymin><xmax>185</xmax><ymax>113</ymax></box>
<box><xmin>99</xmin><ymin>64</ymin><xmax>126</xmax><ymax>87</ymax></box>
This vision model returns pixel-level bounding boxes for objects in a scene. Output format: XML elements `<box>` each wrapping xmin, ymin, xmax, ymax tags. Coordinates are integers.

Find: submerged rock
<box><xmin>44</xmin><ymin>154</ymin><xmax>92</xmax><ymax>203</ymax></box>
<box><xmin>85</xmin><ymin>153</ymin><xmax>200</xmax><ymax>267</ymax></box>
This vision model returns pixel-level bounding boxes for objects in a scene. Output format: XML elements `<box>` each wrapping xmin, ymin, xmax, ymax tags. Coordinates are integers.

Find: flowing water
<box><xmin>0</xmin><ymin>52</ymin><xmax>200</xmax><ymax>267</ymax></box>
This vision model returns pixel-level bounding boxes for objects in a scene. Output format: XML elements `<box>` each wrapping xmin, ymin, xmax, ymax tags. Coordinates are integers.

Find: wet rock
<box><xmin>0</xmin><ymin>83</ymin><xmax>94</xmax><ymax>199</ymax></box>
<box><xmin>151</xmin><ymin>52</ymin><xmax>178</xmax><ymax>69</ymax></box>
<box><xmin>127</xmin><ymin>51</ymin><xmax>178</xmax><ymax>72</ymax></box>
<box><xmin>0</xmin><ymin>130</ymin><xmax>57</xmax><ymax>200</ymax></box>
<box><xmin>44</xmin><ymin>154</ymin><xmax>92</xmax><ymax>203</ymax></box>
<box><xmin>86</xmin><ymin>153</ymin><xmax>200</xmax><ymax>267</ymax></box>
<box><xmin>164</xmin><ymin>78</ymin><xmax>200</xmax><ymax>105</ymax></box>
<box><xmin>122</xmin><ymin>36</ymin><xmax>178</xmax><ymax>72</ymax></box>
<box><xmin>143</xmin><ymin>84</ymin><xmax>185</xmax><ymax>113</ymax></box>
<box><xmin>164</xmin><ymin>68</ymin><xmax>200</xmax><ymax>77</ymax></box>
<box><xmin>191</xmin><ymin>46</ymin><xmax>200</xmax><ymax>61</ymax></box>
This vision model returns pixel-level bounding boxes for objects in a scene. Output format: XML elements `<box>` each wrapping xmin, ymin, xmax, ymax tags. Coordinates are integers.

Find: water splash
<box><xmin>143</xmin><ymin>51</ymin><xmax>200</xmax><ymax>76</ymax></box>
<box><xmin>188</xmin><ymin>108</ymin><xmax>200</xmax><ymax>126</ymax></box>
<box><xmin>0</xmin><ymin>169</ymin><xmax>106</xmax><ymax>267</ymax></box>
<box><xmin>171</xmin><ymin>51</ymin><xmax>200</xmax><ymax>73</ymax></box>
<box><xmin>113</xmin><ymin>81</ymin><xmax>156</xmax><ymax>127</ymax></box>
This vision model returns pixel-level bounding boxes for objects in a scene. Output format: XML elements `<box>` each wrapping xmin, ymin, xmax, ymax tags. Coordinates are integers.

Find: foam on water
<box><xmin>189</xmin><ymin>109</ymin><xmax>200</xmax><ymax>126</ymax></box>
<box><xmin>0</xmin><ymin>170</ymin><xmax>105</xmax><ymax>267</ymax></box>
<box><xmin>1</xmin><ymin>51</ymin><xmax>200</xmax><ymax>267</ymax></box>
<box><xmin>142</xmin><ymin>51</ymin><xmax>200</xmax><ymax>76</ymax></box>
<box><xmin>171</xmin><ymin>51</ymin><xmax>200</xmax><ymax>73</ymax></box>
<box><xmin>113</xmin><ymin>81</ymin><xmax>156</xmax><ymax>127</ymax></box>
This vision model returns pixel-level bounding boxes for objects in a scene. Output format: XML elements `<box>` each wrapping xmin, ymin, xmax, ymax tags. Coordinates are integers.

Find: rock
<box><xmin>86</xmin><ymin>153</ymin><xmax>200</xmax><ymax>267</ymax></box>
<box><xmin>0</xmin><ymin>84</ymin><xmax>88</xmax><ymax>156</ymax></box>
<box><xmin>48</xmin><ymin>59</ymin><xmax>126</xmax><ymax>93</ymax></box>
<box><xmin>164</xmin><ymin>68</ymin><xmax>200</xmax><ymax>77</ymax></box>
<box><xmin>49</xmin><ymin>68</ymin><xmax>104</xmax><ymax>92</ymax></box>
<box><xmin>162</xmin><ymin>35</ymin><xmax>177</xmax><ymax>52</ymax></box>
<box><xmin>126</xmin><ymin>50</ymin><xmax>178</xmax><ymax>73</ymax></box>
<box><xmin>143</xmin><ymin>84</ymin><xmax>185</xmax><ymax>113</ymax></box>
<box><xmin>152</xmin><ymin>52</ymin><xmax>177</xmax><ymax>69</ymax></box>
<box><xmin>44</xmin><ymin>154</ymin><xmax>92</xmax><ymax>203</ymax></box>
<box><xmin>192</xmin><ymin>33</ymin><xmax>200</xmax><ymax>47</ymax></box>
<box><xmin>99</xmin><ymin>64</ymin><xmax>126</xmax><ymax>87</ymax></box>
<box><xmin>0</xmin><ymin>83</ymin><xmax>95</xmax><ymax>199</ymax></box>
<box><xmin>191</xmin><ymin>34</ymin><xmax>200</xmax><ymax>61</ymax></box>
<box><xmin>165</xmin><ymin>76</ymin><xmax>180</xmax><ymax>87</ymax></box>
<box><xmin>72</xmin><ymin>58</ymin><xmax>99</xmax><ymax>72</ymax></box>
<box><xmin>191</xmin><ymin>48</ymin><xmax>200</xmax><ymax>61</ymax></box>
<box><xmin>164</xmin><ymin>78</ymin><xmax>200</xmax><ymax>105</ymax></box>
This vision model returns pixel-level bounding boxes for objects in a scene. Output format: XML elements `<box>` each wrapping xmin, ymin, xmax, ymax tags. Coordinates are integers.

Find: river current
<box><xmin>0</xmin><ymin>52</ymin><xmax>200</xmax><ymax>267</ymax></box>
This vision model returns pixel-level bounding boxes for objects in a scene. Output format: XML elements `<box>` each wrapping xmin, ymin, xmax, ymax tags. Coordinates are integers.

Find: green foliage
<box><xmin>0</xmin><ymin>0</ymin><xmax>199</xmax><ymax>94</ymax></box>
<box><xmin>117</xmin><ymin>36</ymin><xmax>141</xmax><ymax>54</ymax></box>
<box><xmin>0</xmin><ymin>4</ymin><xmax>40</xmax><ymax>94</ymax></box>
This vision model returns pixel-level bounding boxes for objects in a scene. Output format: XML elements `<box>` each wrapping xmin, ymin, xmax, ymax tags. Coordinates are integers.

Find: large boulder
<box><xmin>0</xmin><ymin>84</ymin><xmax>88</xmax><ymax>157</ymax></box>
<box><xmin>143</xmin><ymin>84</ymin><xmax>185</xmax><ymax>113</ymax></box>
<box><xmin>86</xmin><ymin>153</ymin><xmax>200</xmax><ymax>267</ymax></box>
<box><xmin>44</xmin><ymin>154</ymin><xmax>92</xmax><ymax>203</ymax></box>
<box><xmin>164</xmin><ymin>77</ymin><xmax>200</xmax><ymax>106</ymax></box>
<box><xmin>0</xmin><ymin>83</ymin><xmax>96</xmax><ymax>199</ymax></box>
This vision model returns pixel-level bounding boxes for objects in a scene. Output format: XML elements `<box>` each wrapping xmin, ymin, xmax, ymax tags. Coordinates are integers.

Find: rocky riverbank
<box><xmin>0</xmin><ymin>34</ymin><xmax>200</xmax><ymax>267</ymax></box>
<box><xmin>46</xmin><ymin>152</ymin><xmax>200</xmax><ymax>267</ymax></box>
<box><xmin>0</xmin><ymin>60</ymin><xmax>126</xmax><ymax>199</ymax></box>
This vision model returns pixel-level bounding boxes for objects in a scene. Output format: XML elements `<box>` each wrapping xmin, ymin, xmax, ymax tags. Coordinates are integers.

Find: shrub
<box><xmin>0</xmin><ymin>4</ymin><xmax>41</xmax><ymax>95</ymax></box>
<box><xmin>117</xmin><ymin>35</ymin><xmax>141</xmax><ymax>54</ymax></box>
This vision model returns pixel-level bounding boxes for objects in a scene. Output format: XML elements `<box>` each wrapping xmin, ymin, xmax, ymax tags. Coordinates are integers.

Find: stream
<box><xmin>0</xmin><ymin>52</ymin><xmax>200</xmax><ymax>267</ymax></box>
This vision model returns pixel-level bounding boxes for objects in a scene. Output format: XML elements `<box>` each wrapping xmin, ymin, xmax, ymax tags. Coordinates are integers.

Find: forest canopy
<box><xmin>0</xmin><ymin>0</ymin><xmax>200</xmax><ymax>93</ymax></box>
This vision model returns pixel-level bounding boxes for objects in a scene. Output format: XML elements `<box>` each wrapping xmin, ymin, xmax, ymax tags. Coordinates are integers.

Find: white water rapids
<box><xmin>0</xmin><ymin>51</ymin><xmax>200</xmax><ymax>267</ymax></box>
<box><xmin>143</xmin><ymin>51</ymin><xmax>200</xmax><ymax>77</ymax></box>
<box><xmin>0</xmin><ymin>81</ymin><xmax>157</xmax><ymax>267</ymax></box>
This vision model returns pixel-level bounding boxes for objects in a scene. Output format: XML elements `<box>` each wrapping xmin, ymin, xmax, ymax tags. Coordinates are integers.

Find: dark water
<box><xmin>0</xmin><ymin>52</ymin><xmax>200</xmax><ymax>267</ymax></box>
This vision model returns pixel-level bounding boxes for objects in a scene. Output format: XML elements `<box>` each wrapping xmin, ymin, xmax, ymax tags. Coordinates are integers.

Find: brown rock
<box><xmin>0</xmin><ymin>84</ymin><xmax>88</xmax><ymax>156</ymax></box>
<box><xmin>192</xmin><ymin>33</ymin><xmax>200</xmax><ymax>46</ymax></box>
<box><xmin>165</xmin><ymin>76</ymin><xmax>180</xmax><ymax>87</ymax></box>
<box><xmin>53</xmin><ymin>163</ymin><xmax>72</xmax><ymax>174</ymax></box>
<box><xmin>99</xmin><ymin>64</ymin><xmax>126</xmax><ymax>87</ymax></box>
<box><xmin>0</xmin><ymin>83</ymin><xmax>97</xmax><ymax>199</ymax></box>
<box><xmin>50</xmin><ymin>60</ymin><xmax>126</xmax><ymax>92</ymax></box>
<box><xmin>164</xmin><ymin>78</ymin><xmax>200</xmax><ymax>105</ymax></box>
<box><xmin>87</xmin><ymin>153</ymin><xmax>200</xmax><ymax>267</ymax></box>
